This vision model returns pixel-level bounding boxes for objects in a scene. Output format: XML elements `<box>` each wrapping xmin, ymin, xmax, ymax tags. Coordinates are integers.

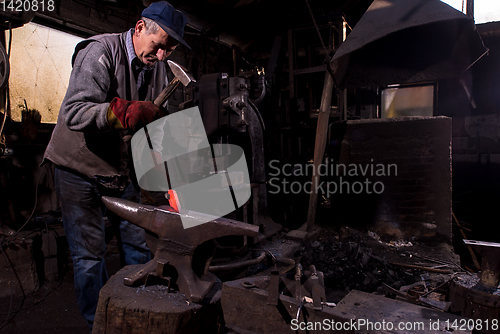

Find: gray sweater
<box><xmin>44</xmin><ymin>31</ymin><xmax>168</xmax><ymax>190</ymax></box>
<box><xmin>62</xmin><ymin>40</ymin><xmax>113</xmax><ymax>132</ymax></box>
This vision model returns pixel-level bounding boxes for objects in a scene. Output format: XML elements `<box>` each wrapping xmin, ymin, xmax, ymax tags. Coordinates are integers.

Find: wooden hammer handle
<box><xmin>154</xmin><ymin>77</ymin><xmax>180</xmax><ymax>106</ymax></box>
<box><xmin>122</xmin><ymin>77</ymin><xmax>181</xmax><ymax>143</ymax></box>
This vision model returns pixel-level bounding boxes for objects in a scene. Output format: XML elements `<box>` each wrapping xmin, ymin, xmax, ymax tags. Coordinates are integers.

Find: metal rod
<box><xmin>208</xmin><ymin>251</ymin><xmax>266</xmax><ymax>272</ymax></box>
<box><xmin>388</xmin><ymin>262</ymin><xmax>453</xmax><ymax>274</ymax></box>
<box><xmin>452</xmin><ymin>211</ymin><xmax>481</xmax><ymax>271</ymax></box>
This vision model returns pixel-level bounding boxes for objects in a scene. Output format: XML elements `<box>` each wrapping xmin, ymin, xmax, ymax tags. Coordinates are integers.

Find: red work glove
<box><xmin>107</xmin><ymin>97</ymin><xmax>166</xmax><ymax>131</ymax></box>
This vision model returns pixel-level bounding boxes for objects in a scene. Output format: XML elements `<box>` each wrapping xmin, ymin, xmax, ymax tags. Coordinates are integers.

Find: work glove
<box><xmin>107</xmin><ymin>97</ymin><xmax>166</xmax><ymax>131</ymax></box>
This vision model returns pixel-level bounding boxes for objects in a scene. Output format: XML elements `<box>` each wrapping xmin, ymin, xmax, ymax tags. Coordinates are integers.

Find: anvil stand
<box><xmin>93</xmin><ymin>197</ymin><xmax>259</xmax><ymax>334</ymax></box>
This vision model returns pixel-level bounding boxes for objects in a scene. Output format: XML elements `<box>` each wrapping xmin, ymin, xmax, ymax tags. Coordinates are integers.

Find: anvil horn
<box><xmin>101</xmin><ymin>196</ymin><xmax>179</xmax><ymax>233</ymax></box>
<box><xmin>101</xmin><ymin>196</ymin><xmax>259</xmax><ymax>245</ymax></box>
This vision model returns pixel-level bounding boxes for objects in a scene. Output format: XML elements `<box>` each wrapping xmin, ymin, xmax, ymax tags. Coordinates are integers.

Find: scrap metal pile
<box><xmin>299</xmin><ymin>226</ymin><xmax>432</xmax><ymax>295</ymax></box>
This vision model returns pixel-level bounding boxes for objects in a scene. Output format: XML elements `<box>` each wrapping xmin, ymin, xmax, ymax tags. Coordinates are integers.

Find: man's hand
<box><xmin>107</xmin><ymin>97</ymin><xmax>167</xmax><ymax>131</ymax></box>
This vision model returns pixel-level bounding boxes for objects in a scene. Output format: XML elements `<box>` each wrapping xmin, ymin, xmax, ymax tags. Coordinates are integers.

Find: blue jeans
<box><xmin>54</xmin><ymin>166</ymin><xmax>151</xmax><ymax>328</ymax></box>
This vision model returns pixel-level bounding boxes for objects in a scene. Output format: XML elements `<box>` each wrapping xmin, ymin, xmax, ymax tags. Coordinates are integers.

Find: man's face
<box><xmin>133</xmin><ymin>20</ymin><xmax>179</xmax><ymax>66</ymax></box>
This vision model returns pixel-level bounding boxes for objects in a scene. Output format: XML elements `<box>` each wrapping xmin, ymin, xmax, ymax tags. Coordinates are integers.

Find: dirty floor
<box><xmin>0</xmin><ymin>223</ymin><xmax>469</xmax><ymax>333</ymax></box>
<box><xmin>0</xmin><ymin>242</ymin><xmax>122</xmax><ymax>334</ymax></box>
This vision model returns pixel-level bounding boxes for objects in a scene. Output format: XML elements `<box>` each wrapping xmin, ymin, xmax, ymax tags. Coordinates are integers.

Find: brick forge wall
<box><xmin>327</xmin><ymin>116</ymin><xmax>452</xmax><ymax>243</ymax></box>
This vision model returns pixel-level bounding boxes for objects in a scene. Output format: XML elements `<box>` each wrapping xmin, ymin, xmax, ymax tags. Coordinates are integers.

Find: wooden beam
<box><xmin>466</xmin><ymin>0</ymin><xmax>474</xmax><ymax>19</ymax></box>
<box><xmin>287</xmin><ymin>29</ymin><xmax>295</xmax><ymax>99</ymax></box>
<box><xmin>305</xmin><ymin>70</ymin><xmax>334</xmax><ymax>230</ymax></box>
<box><xmin>293</xmin><ymin>65</ymin><xmax>325</xmax><ymax>75</ymax></box>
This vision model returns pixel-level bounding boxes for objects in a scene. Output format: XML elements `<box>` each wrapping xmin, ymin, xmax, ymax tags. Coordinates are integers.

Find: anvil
<box><xmin>102</xmin><ymin>196</ymin><xmax>260</xmax><ymax>302</ymax></box>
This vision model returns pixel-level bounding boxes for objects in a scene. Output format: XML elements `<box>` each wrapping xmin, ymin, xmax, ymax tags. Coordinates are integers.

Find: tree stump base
<box><xmin>93</xmin><ymin>265</ymin><xmax>222</xmax><ymax>334</ymax></box>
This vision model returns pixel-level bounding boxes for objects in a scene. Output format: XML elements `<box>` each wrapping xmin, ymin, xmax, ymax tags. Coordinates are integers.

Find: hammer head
<box><xmin>167</xmin><ymin>60</ymin><xmax>196</xmax><ymax>87</ymax></box>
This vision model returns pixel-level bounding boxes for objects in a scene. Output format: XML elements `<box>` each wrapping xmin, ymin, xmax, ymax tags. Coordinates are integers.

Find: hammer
<box><xmin>123</xmin><ymin>60</ymin><xmax>195</xmax><ymax>142</ymax></box>
<box><xmin>154</xmin><ymin>60</ymin><xmax>196</xmax><ymax>107</ymax></box>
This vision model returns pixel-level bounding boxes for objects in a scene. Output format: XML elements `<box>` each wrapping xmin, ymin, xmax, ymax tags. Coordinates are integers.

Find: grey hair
<box><xmin>142</xmin><ymin>17</ymin><xmax>161</xmax><ymax>35</ymax></box>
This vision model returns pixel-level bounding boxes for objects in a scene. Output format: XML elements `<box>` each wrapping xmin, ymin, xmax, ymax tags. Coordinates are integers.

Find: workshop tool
<box><xmin>101</xmin><ymin>196</ymin><xmax>259</xmax><ymax>302</ymax></box>
<box><xmin>123</xmin><ymin>60</ymin><xmax>196</xmax><ymax>144</ymax></box>
<box><xmin>280</xmin><ymin>265</ymin><xmax>327</xmax><ymax>309</ymax></box>
<box><xmin>222</xmin><ymin>275</ymin><xmax>355</xmax><ymax>334</ymax></box>
<box><xmin>307</xmin><ymin>265</ymin><xmax>326</xmax><ymax>310</ymax></box>
<box><xmin>154</xmin><ymin>60</ymin><xmax>195</xmax><ymax>106</ymax></box>
<box><xmin>463</xmin><ymin>239</ymin><xmax>500</xmax><ymax>289</ymax></box>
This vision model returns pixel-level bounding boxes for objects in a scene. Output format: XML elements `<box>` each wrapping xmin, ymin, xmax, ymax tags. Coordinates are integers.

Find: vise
<box><xmin>102</xmin><ymin>196</ymin><xmax>259</xmax><ymax>302</ymax></box>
